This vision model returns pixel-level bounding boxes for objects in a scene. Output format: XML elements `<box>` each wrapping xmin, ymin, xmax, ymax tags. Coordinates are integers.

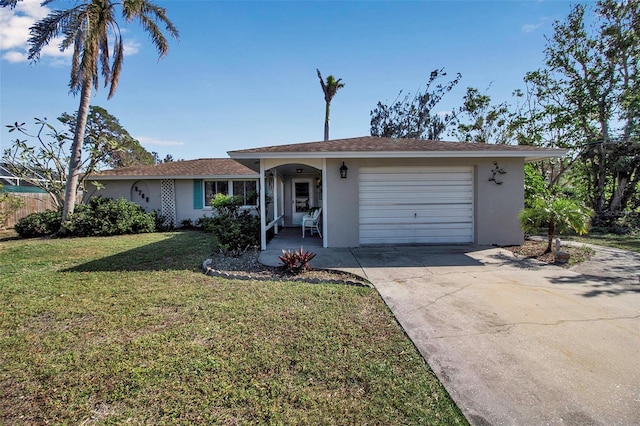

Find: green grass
<box><xmin>563</xmin><ymin>232</ymin><xmax>640</xmax><ymax>253</ymax></box>
<box><xmin>0</xmin><ymin>230</ymin><xmax>466</xmax><ymax>425</ymax></box>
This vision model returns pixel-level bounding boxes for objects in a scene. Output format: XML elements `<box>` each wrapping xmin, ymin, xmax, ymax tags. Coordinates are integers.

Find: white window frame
<box><xmin>203</xmin><ymin>179</ymin><xmax>258</xmax><ymax>209</ymax></box>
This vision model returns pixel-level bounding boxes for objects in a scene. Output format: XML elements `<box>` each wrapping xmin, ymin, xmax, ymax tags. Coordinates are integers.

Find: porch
<box><xmin>266</xmin><ymin>226</ymin><xmax>323</xmax><ymax>251</ymax></box>
<box><xmin>259</xmin><ymin>227</ymin><xmax>363</xmax><ymax>274</ymax></box>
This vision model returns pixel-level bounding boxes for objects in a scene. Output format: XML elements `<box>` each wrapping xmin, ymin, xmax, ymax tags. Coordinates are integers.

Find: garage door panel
<box><xmin>359</xmin><ymin>166</ymin><xmax>473</xmax><ymax>244</ymax></box>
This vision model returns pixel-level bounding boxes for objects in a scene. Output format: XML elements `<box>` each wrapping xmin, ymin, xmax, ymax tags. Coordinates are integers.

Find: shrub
<box><xmin>179</xmin><ymin>218</ymin><xmax>194</xmax><ymax>229</ymax></box>
<box><xmin>196</xmin><ymin>216</ymin><xmax>216</xmax><ymax>233</ymax></box>
<box><xmin>151</xmin><ymin>210</ymin><xmax>173</xmax><ymax>232</ymax></box>
<box><xmin>279</xmin><ymin>247</ymin><xmax>317</xmax><ymax>273</ymax></box>
<box><xmin>15</xmin><ymin>197</ymin><xmax>157</xmax><ymax>238</ymax></box>
<box><xmin>14</xmin><ymin>210</ymin><xmax>62</xmax><ymax>238</ymax></box>
<box><xmin>206</xmin><ymin>194</ymin><xmax>260</xmax><ymax>256</ymax></box>
<box><xmin>65</xmin><ymin>197</ymin><xmax>155</xmax><ymax>236</ymax></box>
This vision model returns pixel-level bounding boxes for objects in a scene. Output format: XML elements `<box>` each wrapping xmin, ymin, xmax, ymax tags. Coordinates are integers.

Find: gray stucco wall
<box><xmin>87</xmin><ymin>179</ymin><xmax>162</xmax><ymax>213</ymax></box>
<box><xmin>324</xmin><ymin>157</ymin><xmax>525</xmax><ymax>247</ymax></box>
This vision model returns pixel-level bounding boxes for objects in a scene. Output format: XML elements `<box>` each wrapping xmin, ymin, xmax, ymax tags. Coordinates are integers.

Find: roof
<box><xmin>228</xmin><ymin>136</ymin><xmax>567</xmax><ymax>162</ymax></box>
<box><xmin>88</xmin><ymin>158</ymin><xmax>259</xmax><ymax>180</ymax></box>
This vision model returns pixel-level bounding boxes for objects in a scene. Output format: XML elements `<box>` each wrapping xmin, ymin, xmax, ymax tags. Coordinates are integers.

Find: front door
<box><xmin>291</xmin><ymin>178</ymin><xmax>313</xmax><ymax>225</ymax></box>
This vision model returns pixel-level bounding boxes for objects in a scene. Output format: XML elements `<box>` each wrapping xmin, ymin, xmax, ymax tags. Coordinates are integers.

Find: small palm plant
<box><xmin>519</xmin><ymin>196</ymin><xmax>593</xmax><ymax>254</ymax></box>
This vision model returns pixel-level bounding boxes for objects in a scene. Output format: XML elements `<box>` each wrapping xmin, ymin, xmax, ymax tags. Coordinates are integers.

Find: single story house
<box><xmin>228</xmin><ymin>136</ymin><xmax>566</xmax><ymax>249</ymax></box>
<box><xmin>88</xmin><ymin>136</ymin><xmax>566</xmax><ymax>249</ymax></box>
<box><xmin>86</xmin><ymin>158</ymin><xmax>260</xmax><ymax>226</ymax></box>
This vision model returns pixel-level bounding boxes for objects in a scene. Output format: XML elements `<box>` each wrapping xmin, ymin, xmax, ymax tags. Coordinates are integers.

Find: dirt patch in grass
<box><xmin>207</xmin><ymin>248</ymin><xmax>371</xmax><ymax>286</ymax></box>
<box><xmin>505</xmin><ymin>239</ymin><xmax>595</xmax><ymax>267</ymax></box>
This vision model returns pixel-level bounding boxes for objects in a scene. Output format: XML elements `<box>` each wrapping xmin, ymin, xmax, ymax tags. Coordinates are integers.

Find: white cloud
<box><xmin>137</xmin><ymin>136</ymin><xmax>185</xmax><ymax>147</ymax></box>
<box><xmin>0</xmin><ymin>0</ymin><xmax>141</xmax><ymax>64</ymax></box>
<box><xmin>2</xmin><ymin>49</ymin><xmax>27</xmax><ymax>63</ymax></box>
<box><xmin>123</xmin><ymin>40</ymin><xmax>141</xmax><ymax>56</ymax></box>
<box><xmin>521</xmin><ymin>23</ymin><xmax>542</xmax><ymax>33</ymax></box>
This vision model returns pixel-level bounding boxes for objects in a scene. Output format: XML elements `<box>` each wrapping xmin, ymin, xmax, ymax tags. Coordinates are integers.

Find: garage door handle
<box><xmin>414</xmin><ymin>213</ymin><xmax>417</xmax><ymax>218</ymax></box>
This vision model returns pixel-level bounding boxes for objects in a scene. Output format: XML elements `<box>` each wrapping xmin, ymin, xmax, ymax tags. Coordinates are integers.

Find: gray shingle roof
<box><xmin>228</xmin><ymin>136</ymin><xmax>561</xmax><ymax>155</ymax></box>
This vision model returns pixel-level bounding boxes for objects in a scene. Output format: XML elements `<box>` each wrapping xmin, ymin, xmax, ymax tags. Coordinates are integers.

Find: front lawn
<box><xmin>0</xmin><ymin>230</ymin><xmax>466</xmax><ymax>425</ymax></box>
<box><xmin>564</xmin><ymin>232</ymin><xmax>640</xmax><ymax>253</ymax></box>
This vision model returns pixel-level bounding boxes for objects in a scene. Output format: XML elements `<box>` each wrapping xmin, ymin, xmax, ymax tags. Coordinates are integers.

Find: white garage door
<box><xmin>359</xmin><ymin>166</ymin><xmax>474</xmax><ymax>244</ymax></box>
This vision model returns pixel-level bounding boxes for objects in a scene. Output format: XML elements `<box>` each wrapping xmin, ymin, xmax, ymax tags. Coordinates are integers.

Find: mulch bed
<box><xmin>205</xmin><ymin>248</ymin><xmax>371</xmax><ymax>286</ymax></box>
<box><xmin>504</xmin><ymin>239</ymin><xmax>595</xmax><ymax>267</ymax></box>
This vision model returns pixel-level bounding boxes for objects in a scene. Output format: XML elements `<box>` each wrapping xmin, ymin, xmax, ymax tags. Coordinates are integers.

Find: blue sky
<box><xmin>0</xmin><ymin>0</ymin><xmax>574</xmax><ymax>161</ymax></box>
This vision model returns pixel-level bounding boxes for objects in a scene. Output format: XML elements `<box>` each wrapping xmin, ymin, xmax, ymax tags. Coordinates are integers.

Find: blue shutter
<box><xmin>193</xmin><ymin>179</ymin><xmax>203</xmax><ymax>209</ymax></box>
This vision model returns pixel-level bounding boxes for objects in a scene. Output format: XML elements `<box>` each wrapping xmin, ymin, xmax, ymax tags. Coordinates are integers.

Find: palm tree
<box><xmin>519</xmin><ymin>196</ymin><xmax>592</xmax><ymax>253</ymax></box>
<box><xmin>316</xmin><ymin>69</ymin><xmax>344</xmax><ymax>141</ymax></box>
<box><xmin>27</xmin><ymin>0</ymin><xmax>178</xmax><ymax>233</ymax></box>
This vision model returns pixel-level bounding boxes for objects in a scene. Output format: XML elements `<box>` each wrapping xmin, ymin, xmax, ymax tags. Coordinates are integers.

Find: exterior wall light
<box><xmin>340</xmin><ymin>162</ymin><xmax>348</xmax><ymax>179</ymax></box>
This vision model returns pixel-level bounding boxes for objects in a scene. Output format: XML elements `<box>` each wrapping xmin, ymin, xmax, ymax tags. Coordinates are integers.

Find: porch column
<box><xmin>260</xmin><ymin>160</ymin><xmax>267</xmax><ymax>250</ymax></box>
<box><xmin>273</xmin><ymin>169</ymin><xmax>279</xmax><ymax>234</ymax></box>
<box><xmin>321</xmin><ymin>158</ymin><xmax>327</xmax><ymax>248</ymax></box>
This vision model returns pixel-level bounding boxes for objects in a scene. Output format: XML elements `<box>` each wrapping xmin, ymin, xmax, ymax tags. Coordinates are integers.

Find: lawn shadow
<box><xmin>64</xmin><ymin>230</ymin><xmax>213</xmax><ymax>273</ymax></box>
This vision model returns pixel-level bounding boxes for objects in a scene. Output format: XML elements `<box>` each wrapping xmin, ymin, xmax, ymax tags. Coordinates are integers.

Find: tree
<box><xmin>316</xmin><ymin>69</ymin><xmax>345</xmax><ymax>141</ymax></box>
<box><xmin>519</xmin><ymin>195</ymin><xmax>592</xmax><ymax>254</ymax></box>
<box><xmin>25</xmin><ymin>0</ymin><xmax>178</xmax><ymax>233</ymax></box>
<box><xmin>370</xmin><ymin>69</ymin><xmax>461</xmax><ymax>140</ymax></box>
<box><xmin>455</xmin><ymin>86</ymin><xmax>514</xmax><ymax>144</ymax></box>
<box><xmin>527</xmin><ymin>0</ymin><xmax>639</xmax><ymax>225</ymax></box>
<box><xmin>58</xmin><ymin>106</ymin><xmax>154</xmax><ymax>168</ymax></box>
<box><xmin>3</xmin><ymin>118</ymin><xmax>114</xmax><ymax>207</ymax></box>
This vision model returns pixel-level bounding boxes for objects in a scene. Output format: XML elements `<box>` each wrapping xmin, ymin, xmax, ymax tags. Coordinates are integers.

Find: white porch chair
<box><xmin>302</xmin><ymin>208</ymin><xmax>322</xmax><ymax>238</ymax></box>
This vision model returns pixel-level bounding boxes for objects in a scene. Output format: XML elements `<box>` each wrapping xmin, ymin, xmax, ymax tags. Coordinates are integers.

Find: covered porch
<box><xmin>257</xmin><ymin>159</ymin><xmax>328</xmax><ymax>250</ymax></box>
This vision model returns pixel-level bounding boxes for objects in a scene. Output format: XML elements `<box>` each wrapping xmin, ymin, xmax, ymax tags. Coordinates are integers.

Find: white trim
<box><xmin>321</xmin><ymin>158</ymin><xmax>327</xmax><ymax>248</ymax></box>
<box><xmin>259</xmin><ymin>160</ymin><xmax>266</xmax><ymax>250</ymax></box>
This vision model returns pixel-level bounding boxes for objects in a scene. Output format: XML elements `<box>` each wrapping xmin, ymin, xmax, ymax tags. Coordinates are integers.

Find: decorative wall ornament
<box><xmin>489</xmin><ymin>161</ymin><xmax>507</xmax><ymax>185</ymax></box>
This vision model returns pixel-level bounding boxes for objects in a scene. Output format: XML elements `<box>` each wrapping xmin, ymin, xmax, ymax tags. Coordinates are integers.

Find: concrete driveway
<box><xmin>350</xmin><ymin>245</ymin><xmax>640</xmax><ymax>426</ymax></box>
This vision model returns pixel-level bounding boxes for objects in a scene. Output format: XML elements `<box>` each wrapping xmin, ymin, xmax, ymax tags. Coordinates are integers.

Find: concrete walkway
<box><xmin>260</xmin><ymin>242</ymin><xmax>640</xmax><ymax>425</ymax></box>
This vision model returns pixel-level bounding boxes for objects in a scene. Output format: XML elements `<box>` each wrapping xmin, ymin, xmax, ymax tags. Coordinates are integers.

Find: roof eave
<box><xmin>88</xmin><ymin>174</ymin><xmax>259</xmax><ymax>180</ymax></box>
<box><xmin>229</xmin><ymin>150</ymin><xmax>568</xmax><ymax>160</ymax></box>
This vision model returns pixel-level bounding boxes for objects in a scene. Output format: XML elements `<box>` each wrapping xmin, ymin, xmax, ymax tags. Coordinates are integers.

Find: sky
<box><xmin>0</xmin><ymin>0</ymin><xmax>576</xmax><ymax>161</ymax></box>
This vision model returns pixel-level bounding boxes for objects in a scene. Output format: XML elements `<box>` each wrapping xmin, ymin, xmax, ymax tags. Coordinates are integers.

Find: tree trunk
<box><xmin>608</xmin><ymin>174</ymin><xmax>628</xmax><ymax>215</ymax></box>
<box><xmin>59</xmin><ymin>78</ymin><xmax>92</xmax><ymax>234</ymax></box>
<box><xmin>324</xmin><ymin>101</ymin><xmax>330</xmax><ymax>141</ymax></box>
<box><xmin>545</xmin><ymin>221</ymin><xmax>555</xmax><ymax>254</ymax></box>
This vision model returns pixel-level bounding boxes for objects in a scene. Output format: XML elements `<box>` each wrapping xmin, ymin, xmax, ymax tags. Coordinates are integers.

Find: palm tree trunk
<box><xmin>59</xmin><ymin>78</ymin><xmax>92</xmax><ymax>233</ymax></box>
<box><xmin>545</xmin><ymin>221</ymin><xmax>555</xmax><ymax>254</ymax></box>
<box><xmin>324</xmin><ymin>101</ymin><xmax>330</xmax><ymax>141</ymax></box>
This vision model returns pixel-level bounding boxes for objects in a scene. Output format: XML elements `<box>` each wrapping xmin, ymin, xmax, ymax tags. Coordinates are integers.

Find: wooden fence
<box><xmin>1</xmin><ymin>192</ymin><xmax>57</xmax><ymax>229</ymax></box>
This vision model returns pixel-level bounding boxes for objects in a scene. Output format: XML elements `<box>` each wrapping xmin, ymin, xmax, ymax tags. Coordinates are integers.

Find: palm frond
<box><xmin>28</xmin><ymin>7</ymin><xmax>84</xmax><ymax>61</ymax></box>
<box><xmin>108</xmin><ymin>36</ymin><xmax>124</xmax><ymax>99</ymax></box>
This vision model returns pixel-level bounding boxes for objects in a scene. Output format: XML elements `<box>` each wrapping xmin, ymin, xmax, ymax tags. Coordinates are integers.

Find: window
<box><xmin>204</xmin><ymin>181</ymin><xmax>228</xmax><ymax>207</ymax></box>
<box><xmin>203</xmin><ymin>180</ymin><xmax>257</xmax><ymax>208</ymax></box>
<box><xmin>233</xmin><ymin>180</ymin><xmax>257</xmax><ymax>206</ymax></box>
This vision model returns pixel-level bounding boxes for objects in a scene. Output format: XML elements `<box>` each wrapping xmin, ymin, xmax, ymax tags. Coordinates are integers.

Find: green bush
<box><xmin>14</xmin><ymin>210</ymin><xmax>62</xmax><ymax>238</ymax></box>
<box><xmin>204</xmin><ymin>194</ymin><xmax>260</xmax><ymax>256</ymax></box>
<box><xmin>14</xmin><ymin>197</ymin><xmax>156</xmax><ymax>238</ymax></box>
<box><xmin>151</xmin><ymin>210</ymin><xmax>174</xmax><ymax>232</ymax></box>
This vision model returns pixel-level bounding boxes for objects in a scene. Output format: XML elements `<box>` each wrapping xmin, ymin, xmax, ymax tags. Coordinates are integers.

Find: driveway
<box><xmin>350</xmin><ymin>245</ymin><xmax>640</xmax><ymax>426</ymax></box>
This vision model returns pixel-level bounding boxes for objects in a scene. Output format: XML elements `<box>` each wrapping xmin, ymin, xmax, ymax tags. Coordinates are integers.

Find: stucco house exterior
<box><xmin>88</xmin><ymin>136</ymin><xmax>566</xmax><ymax>249</ymax></box>
<box><xmin>228</xmin><ymin>136</ymin><xmax>566</xmax><ymax>249</ymax></box>
<box><xmin>86</xmin><ymin>158</ymin><xmax>260</xmax><ymax>226</ymax></box>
